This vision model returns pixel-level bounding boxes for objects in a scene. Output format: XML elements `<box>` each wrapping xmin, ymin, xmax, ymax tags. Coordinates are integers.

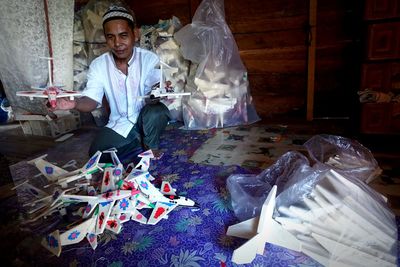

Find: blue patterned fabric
<box><xmin>12</xmin><ymin>125</ymin><xmax>398</xmax><ymax>266</ymax></box>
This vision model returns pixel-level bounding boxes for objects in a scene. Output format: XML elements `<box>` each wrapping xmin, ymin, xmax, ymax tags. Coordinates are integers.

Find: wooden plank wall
<box><xmin>76</xmin><ymin>0</ymin><xmax>363</xmax><ymax>119</ymax></box>
<box><xmin>314</xmin><ymin>0</ymin><xmax>363</xmax><ymax>118</ymax></box>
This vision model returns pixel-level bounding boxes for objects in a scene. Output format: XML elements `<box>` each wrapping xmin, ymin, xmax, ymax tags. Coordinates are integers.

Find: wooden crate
<box><xmin>16</xmin><ymin>111</ymin><xmax>81</xmax><ymax>138</ymax></box>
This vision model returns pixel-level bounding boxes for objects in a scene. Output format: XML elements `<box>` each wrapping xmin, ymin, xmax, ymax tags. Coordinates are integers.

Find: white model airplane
<box><xmin>16</xmin><ymin>57</ymin><xmax>81</xmax><ymax>108</ymax></box>
<box><xmin>27</xmin><ymin>151</ymin><xmax>103</xmax><ymax>188</ymax></box>
<box><xmin>227</xmin><ymin>185</ymin><xmax>301</xmax><ymax>264</ymax></box>
<box><xmin>138</xmin><ymin>61</ymin><xmax>191</xmax><ymax>100</ymax></box>
<box><xmin>37</xmin><ymin>149</ymin><xmax>198</xmax><ymax>256</ymax></box>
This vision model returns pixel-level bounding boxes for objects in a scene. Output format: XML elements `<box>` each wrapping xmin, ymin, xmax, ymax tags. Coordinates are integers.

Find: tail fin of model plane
<box><xmin>160</xmin><ymin>181</ymin><xmax>176</xmax><ymax>195</ymax></box>
<box><xmin>81</xmin><ymin>151</ymin><xmax>102</xmax><ymax>174</ymax></box>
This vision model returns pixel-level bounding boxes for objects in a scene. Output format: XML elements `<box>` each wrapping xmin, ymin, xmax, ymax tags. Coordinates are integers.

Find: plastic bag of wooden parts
<box><xmin>304</xmin><ymin>134</ymin><xmax>381</xmax><ymax>184</ymax></box>
<box><xmin>227</xmin><ymin>151</ymin><xmax>311</xmax><ymax>221</ymax></box>
<box><xmin>275</xmin><ymin>167</ymin><xmax>397</xmax><ymax>267</ymax></box>
<box><xmin>174</xmin><ymin>0</ymin><xmax>259</xmax><ymax>129</ymax></box>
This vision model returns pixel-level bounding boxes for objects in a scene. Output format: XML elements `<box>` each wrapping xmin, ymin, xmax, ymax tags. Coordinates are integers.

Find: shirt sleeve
<box><xmin>82</xmin><ymin>59</ymin><xmax>104</xmax><ymax>105</ymax></box>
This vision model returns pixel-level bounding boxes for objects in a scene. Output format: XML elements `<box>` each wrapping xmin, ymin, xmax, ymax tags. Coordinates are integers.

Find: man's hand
<box><xmin>47</xmin><ymin>98</ymin><xmax>76</xmax><ymax>111</ymax></box>
<box><xmin>47</xmin><ymin>96</ymin><xmax>98</xmax><ymax>113</ymax></box>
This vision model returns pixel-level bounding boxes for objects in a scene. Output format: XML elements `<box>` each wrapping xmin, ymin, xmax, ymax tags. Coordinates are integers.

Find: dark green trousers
<box><xmin>89</xmin><ymin>102</ymin><xmax>170</xmax><ymax>159</ymax></box>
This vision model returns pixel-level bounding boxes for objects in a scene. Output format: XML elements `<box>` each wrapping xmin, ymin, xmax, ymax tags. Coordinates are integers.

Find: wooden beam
<box><xmin>306</xmin><ymin>0</ymin><xmax>317</xmax><ymax>121</ymax></box>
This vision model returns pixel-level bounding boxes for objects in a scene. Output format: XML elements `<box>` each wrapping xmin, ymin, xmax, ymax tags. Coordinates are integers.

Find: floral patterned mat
<box><xmin>189</xmin><ymin>125</ymin><xmax>310</xmax><ymax>170</ymax></box>
<box><xmin>9</xmin><ymin>123</ymin><xmax>397</xmax><ymax>267</ymax></box>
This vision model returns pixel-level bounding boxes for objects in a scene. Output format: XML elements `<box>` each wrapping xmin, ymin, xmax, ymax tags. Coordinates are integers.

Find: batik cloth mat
<box><xmin>189</xmin><ymin>124</ymin><xmax>310</xmax><ymax>169</ymax></box>
<box><xmin>9</xmin><ymin>124</ymin><xmax>390</xmax><ymax>267</ymax></box>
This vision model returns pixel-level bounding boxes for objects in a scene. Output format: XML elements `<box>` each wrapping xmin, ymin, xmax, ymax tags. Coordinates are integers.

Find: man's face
<box><xmin>103</xmin><ymin>19</ymin><xmax>135</xmax><ymax>62</ymax></box>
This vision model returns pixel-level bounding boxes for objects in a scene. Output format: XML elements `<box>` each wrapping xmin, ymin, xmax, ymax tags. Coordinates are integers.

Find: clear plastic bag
<box><xmin>174</xmin><ymin>0</ymin><xmax>260</xmax><ymax>129</ymax></box>
<box><xmin>304</xmin><ymin>134</ymin><xmax>381</xmax><ymax>183</ymax></box>
<box><xmin>227</xmin><ymin>151</ymin><xmax>309</xmax><ymax>221</ymax></box>
<box><xmin>274</xmin><ymin>167</ymin><xmax>396</xmax><ymax>267</ymax></box>
<box><xmin>227</xmin><ymin>134</ymin><xmax>396</xmax><ymax>266</ymax></box>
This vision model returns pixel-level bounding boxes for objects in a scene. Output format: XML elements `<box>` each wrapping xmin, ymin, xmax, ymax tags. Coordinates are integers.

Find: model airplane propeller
<box><xmin>16</xmin><ymin>57</ymin><xmax>81</xmax><ymax>108</ymax></box>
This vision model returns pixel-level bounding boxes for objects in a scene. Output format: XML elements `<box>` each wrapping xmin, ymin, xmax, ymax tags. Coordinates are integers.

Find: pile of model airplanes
<box><xmin>13</xmin><ymin>149</ymin><xmax>198</xmax><ymax>257</ymax></box>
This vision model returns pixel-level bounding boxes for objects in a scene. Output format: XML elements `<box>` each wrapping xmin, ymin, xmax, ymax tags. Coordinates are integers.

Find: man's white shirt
<box><xmin>83</xmin><ymin>47</ymin><xmax>160</xmax><ymax>138</ymax></box>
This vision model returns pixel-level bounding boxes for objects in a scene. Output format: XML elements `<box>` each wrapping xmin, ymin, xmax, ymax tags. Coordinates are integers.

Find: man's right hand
<box><xmin>47</xmin><ymin>98</ymin><xmax>76</xmax><ymax>111</ymax></box>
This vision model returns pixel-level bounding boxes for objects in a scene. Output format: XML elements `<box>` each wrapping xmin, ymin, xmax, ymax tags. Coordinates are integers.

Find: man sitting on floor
<box><xmin>52</xmin><ymin>4</ymin><xmax>170</xmax><ymax>161</ymax></box>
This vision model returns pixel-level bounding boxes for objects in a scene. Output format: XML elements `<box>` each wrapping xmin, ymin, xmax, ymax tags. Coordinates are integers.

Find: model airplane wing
<box><xmin>134</xmin><ymin>172</ymin><xmax>164</xmax><ymax>201</ymax></box>
<box><xmin>116</xmin><ymin>213</ymin><xmax>131</xmax><ymax>224</ymax></box>
<box><xmin>86</xmin><ymin>232</ymin><xmax>98</xmax><ymax>250</ymax></box>
<box><xmin>62</xmin><ymin>193</ymin><xmax>98</xmax><ymax>203</ymax></box>
<box><xmin>137</xmin><ymin>90</ymin><xmax>191</xmax><ymax>99</ymax></box>
<box><xmin>232</xmin><ymin>233</ymin><xmax>265</xmax><ymax>264</ymax></box>
<box><xmin>100</xmin><ymin>167</ymin><xmax>117</xmax><ymax>193</ymax></box>
<box><xmin>111</xmin><ymin>198</ymin><xmax>136</xmax><ymax>215</ymax></box>
<box><xmin>130</xmin><ymin>209</ymin><xmax>148</xmax><ymax>224</ymax></box>
<box><xmin>138</xmin><ymin>150</ymin><xmax>155</xmax><ymax>158</ymax></box>
<box><xmin>135</xmin><ymin>157</ymin><xmax>151</xmax><ymax>171</ymax></box>
<box><xmin>126</xmin><ymin>168</ymin><xmax>152</xmax><ymax>182</ymax></box>
<box><xmin>55</xmin><ymin>90</ymin><xmax>82</xmax><ymax>98</ymax></box>
<box><xmin>18</xmin><ymin>182</ymin><xmax>49</xmax><ymax>199</ymax></box>
<box><xmin>17</xmin><ymin>90</ymin><xmax>48</xmax><ymax>98</ymax></box>
<box><xmin>16</xmin><ymin>90</ymin><xmax>81</xmax><ymax>109</ymax></box>
<box><xmin>27</xmin><ymin>154</ymin><xmax>69</xmax><ymax>182</ymax></box>
<box><xmin>82</xmin><ymin>199</ymin><xmax>101</xmax><ymax>218</ymax></box>
<box><xmin>59</xmin><ymin>217</ymin><xmax>96</xmax><ymax>246</ymax></box>
<box><xmin>41</xmin><ymin>217</ymin><xmax>96</xmax><ymax>256</ymax></box>
<box><xmin>17</xmin><ymin>90</ymin><xmax>81</xmax><ymax>99</ymax></box>
<box><xmin>105</xmin><ymin>216</ymin><xmax>122</xmax><ymax>234</ymax></box>
<box><xmin>227</xmin><ymin>185</ymin><xmax>301</xmax><ymax>264</ymax></box>
<box><xmin>147</xmin><ymin>201</ymin><xmax>177</xmax><ymax>225</ymax></box>
<box><xmin>95</xmin><ymin>200</ymin><xmax>115</xmax><ymax>234</ymax></box>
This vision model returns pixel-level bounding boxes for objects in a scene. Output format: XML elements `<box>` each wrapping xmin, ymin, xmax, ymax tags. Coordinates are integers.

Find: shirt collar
<box><xmin>127</xmin><ymin>47</ymin><xmax>136</xmax><ymax>67</ymax></box>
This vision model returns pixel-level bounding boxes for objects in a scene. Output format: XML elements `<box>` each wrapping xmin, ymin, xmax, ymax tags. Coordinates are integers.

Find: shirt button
<box><xmin>121</xmin><ymin>112</ymin><xmax>127</xmax><ymax>117</ymax></box>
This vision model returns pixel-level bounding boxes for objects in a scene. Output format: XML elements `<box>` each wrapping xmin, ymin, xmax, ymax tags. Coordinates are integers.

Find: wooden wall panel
<box><xmin>312</xmin><ymin>0</ymin><xmax>362</xmax><ymax>118</ymax></box>
<box><xmin>222</xmin><ymin>0</ymin><xmax>309</xmax><ymax>118</ymax></box>
<box><xmin>240</xmin><ymin>47</ymin><xmax>307</xmax><ymax>73</ymax></box>
<box><xmin>234</xmin><ymin>29</ymin><xmax>306</xmax><ymax>51</ymax></box>
<box><xmin>128</xmin><ymin>1</ymin><xmax>192</xmax><ymax>26</ymax></box>
<box><xmin>225</xmin><ymin>0</ymin><xmax>308</xmax><ymax>33</ymax></box>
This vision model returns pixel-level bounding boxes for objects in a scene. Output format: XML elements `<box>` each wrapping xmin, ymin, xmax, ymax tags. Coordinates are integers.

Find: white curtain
<box><xmin>0</xmin><ymin>0</ymin><xmax>74</xmax><ymax>113</ymax></box>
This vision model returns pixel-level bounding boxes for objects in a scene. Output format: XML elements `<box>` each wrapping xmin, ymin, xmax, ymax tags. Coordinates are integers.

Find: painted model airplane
<box><xmin>16</xmin><ymin>57</ymin><xmax>81</xmax><ymax>108</ymax></box>
<box><xmin>35</xmin><ymin>149</ymin><xmax>198</xmax><ymax>256</ymax></box>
